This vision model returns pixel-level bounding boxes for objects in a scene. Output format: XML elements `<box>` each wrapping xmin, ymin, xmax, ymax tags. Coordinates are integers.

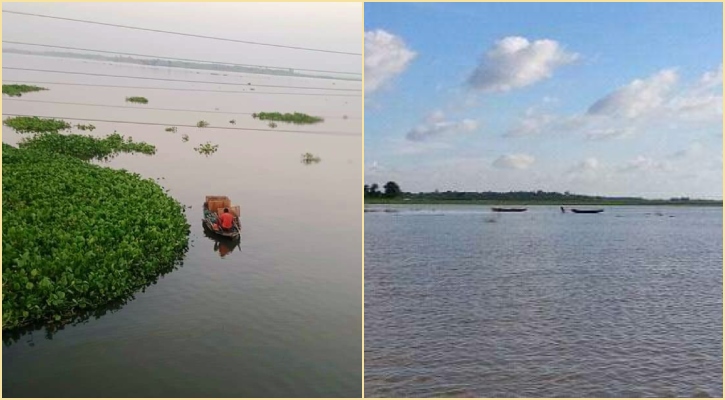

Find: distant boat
<box><xmin>491</xmin><ymin>207</ymin><xmax>527</xmax><ymax>212</ymax></box>
<box><xmin>570</xmin><ymin>208</ymin><xmax>604</xmax><ymax>214</ymax></box>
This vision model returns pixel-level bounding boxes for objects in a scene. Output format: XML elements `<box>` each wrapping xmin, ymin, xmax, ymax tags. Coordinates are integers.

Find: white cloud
<box><xmin>504</xmin><ymin>108</ymin><xmax>555</xmax><ymax>137</ymax></box>
<box><xmin>364</xmin><ymin>30</ymin><xmax>416</xmax><ymax>94</ymax></box>
<box><xmin>584</xmin><ymin>127</ymin><xmax>634</xmax><ymax>141</ymax></box>
<box><xmin>493</xmin><ymin>153</ymin><xmax>535</xmax><ymax>170</ymax></box>
<box><xmin>587</xmin><ymin>69</ymin><xmax>678</xmax><ymax>118</ymax></box>
<box><xmin>406</xmin><ymin>111</ymin><xmax>479</xmax><ymax>141</ymax></box>
<box><xmin>699</xmin><ymin>63</ymin><xmax>723</xmax><ymax>89</ymax></box>
<box><xmin>467</xmin><ymin>36</ymin><xmax>578</xmax><ymax>92</ymax></box>
<box><xmin>618</xmin><ymin>155</ymin><xmax>669</xmax><ymax>173</ymax></box>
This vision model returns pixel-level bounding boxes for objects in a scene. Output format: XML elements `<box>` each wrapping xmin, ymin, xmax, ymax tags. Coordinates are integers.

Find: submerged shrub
<box><xmin>3</xmin><ymin>116</ymin><xmax>71</xmax><ymax>134</ymax></box>
<box><xmin>194</xmin><ymin>142</ymin><xmax>219</xmax><ymax>156</ymax></box>
<box><xmin>75</xmin><ymin>124</ymin><xmax>96</xmax><ymax>132</ymax></box>
<box><xmin>2</xmin><ymin>144</ymin><xmax>190</xmax><ymax>330</ymax></box>
<box><xmin>257</xmin><ymin>112</ymin><xmax>324</xmax><ymax>124</ymax></box>
<box><xmin>2</xmin><ymin>85</ymin><xmax>48</xmax><ymax>97</ymax></box>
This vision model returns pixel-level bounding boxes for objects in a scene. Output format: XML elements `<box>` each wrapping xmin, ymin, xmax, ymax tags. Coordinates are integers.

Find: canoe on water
<box><xmin>491</xmin><ymin>207</ymin><xmax>528</xmax><ymax>212</ymax></box>
<box><xmin>202</xmin><ymin>195</ymin><xmax>241</xmax><ymax>238</ymax></box>
<box><xmin>570</xmin><ymin>208</ymin><xmax>604</xmax><ymax>214</ymax></box>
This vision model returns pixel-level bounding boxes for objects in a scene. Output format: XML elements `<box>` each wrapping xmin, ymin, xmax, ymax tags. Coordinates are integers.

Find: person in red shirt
<box><xmin>218</xmin><ymin>208</ymin><xmax>235</xmax><ymax>232</ymax></box>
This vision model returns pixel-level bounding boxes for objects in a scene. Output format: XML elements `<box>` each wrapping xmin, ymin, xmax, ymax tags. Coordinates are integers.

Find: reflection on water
<box><xmin>202</xmin><ymin>224</ymin><xmax>242</xmax><ymax>259</ymax></box>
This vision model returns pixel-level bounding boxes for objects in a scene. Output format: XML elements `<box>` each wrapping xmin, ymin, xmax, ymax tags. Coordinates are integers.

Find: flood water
<box><xmin>2</xmin><ymin>54</ymin><xmax>362</xmax><ymax>397</ymax></box>
<box><xmin>365</xmin><ymin>205</ymin><xmax>722</xmax><ymax>397</ymax></box>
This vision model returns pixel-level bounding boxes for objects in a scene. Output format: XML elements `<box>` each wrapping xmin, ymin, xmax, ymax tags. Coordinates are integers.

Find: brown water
<box><xmin>365</xmin><ymin>205</ymin><xmax>722</xmax><ymax>398</ymax></box>
<box><xmin>2</xmin><ymin>54</ymin><xmax>362</xmax><ymax>397</ymax></box>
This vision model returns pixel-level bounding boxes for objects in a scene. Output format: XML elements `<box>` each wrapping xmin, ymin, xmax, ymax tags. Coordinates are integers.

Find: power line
<box><xmin>2</xmin><ymin>113</ymin><xmax>360</xmax><ymax>137</ymax></box>
<box><xmin>3</xmin><ymin>99</ymin><xmax>361</xmax><ymax>120</ymax></box>
<box><xmin>3</xmin><ymin>80</ymin><xmax>361</xmax><ymax>97</ymax></box>
<box><xmin>3</xmin><ymin>41</ymin><xmax>362</xmax><ymax>77</ymax></box>
<box><xmin>3</xmin><ymin>10</ymin><xmax>361</xmax><ymax>56</ymax></box>
<box><xmin>3</xmin><ymin>67</ymin><xmax>362</xmax><ymax>92</ymax></box>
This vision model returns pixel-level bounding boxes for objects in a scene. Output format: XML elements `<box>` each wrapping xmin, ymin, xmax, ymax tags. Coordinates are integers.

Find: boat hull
<box><xmin>202</xmin><ymin>218</ymin><xmax>241</xmax><ymax>238</ymax></box>
<box><xmin>570</xmin><ymin>209</ymin><xmax>604</xmax><ymax>214</ymax></box>
<box><xmin>491</xmin><ymin>207</ymin><xmax>527</xmax><ymax>212</ymax></box>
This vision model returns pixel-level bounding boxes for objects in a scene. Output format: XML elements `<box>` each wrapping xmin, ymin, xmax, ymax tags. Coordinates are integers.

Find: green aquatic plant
<box><xmin>2</xmin><ymin>143</ymin><xmax>190</xmax><ymax>330</ymax></box>
<box><xmin>3</xmin><ymin>116</ymin><xmax>72</xmax><ymax>134</ymax></box>
<box><xmin>2</xmin><ymin>84</ymin><xmax>48</xmax><ymax>97</ymax></box>
<box><xmin>301</xmin><ymin>152</ymin><xmax>321</xmax><ymax>164</ymax></box>
<box><xmin>165</xmin><ymin>127</ymin><xmax>177</xmax><ymax>133</ymax></box>
<box><xmin>268</xmin><ymin>122</ymin><xmax>278</xmax><ymax>128</ymax></box>
<box><xmin>194</xmin><ymin>142</ymin><xmax>219</xmax><ymax>156</ymax></box>
<box><xmin>252</xmin><ymin>113</ymin><xmax>258</xmax><ymax>119</ymax></box>
<box><xmin>19</xmin><ymin>132</ymin><xmax>156</xmax><ymax>162</ymax></box>
<box><xmin>196</xmin><ymin>120</ymin><xmax>210</xmax><ymax>128</ymax></box>
<box><xmin>256</xmin><ymin>112</ymin><xmax>324</xmax><ymax>124</ymax></box>
<box><xmin>74</xmin><ymin>123</ymin><xmax>96</xmax><ymax>132</ymax></box>
<box><xmin>229</xmin><ymin>119</ymin><xmax>236</xmax><ymax>125</ymax></box>
<box><xmin>125</xmin><ymin>96</ymin><xmax>148</xmax><ymax>104</ymax></box>
<box><xmin>181</xmin><ymin>134</ymin><xmax>189</xmax><ymax>142</ymax></box>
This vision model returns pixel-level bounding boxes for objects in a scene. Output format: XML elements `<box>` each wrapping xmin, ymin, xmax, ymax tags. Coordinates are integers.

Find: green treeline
<box><xmin>365</xmin><ymin>181</ymin><xmax>721</xmax><ymax>206</ymax></box>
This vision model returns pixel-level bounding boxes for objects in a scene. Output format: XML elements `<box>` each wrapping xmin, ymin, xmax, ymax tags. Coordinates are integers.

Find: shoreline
<box><xmin>364</xmin><ymin>200</ymin><xmax>723</xmax><ymax>207</ymax></box>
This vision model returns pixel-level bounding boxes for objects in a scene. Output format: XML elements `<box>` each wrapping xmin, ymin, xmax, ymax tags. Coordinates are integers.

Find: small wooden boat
<box><xmin>570</xmin><ymin>208</ymin><xmax>604</xmax><ymax>214</ymax></box>
<box><xmin>491</xmin><ymin>207</ymin><xmax>527</xmax><ymax>212</ymax></box>
<box><xmin>202</xmin><ymin>195</ymin><xmax>241</xmax><ymax>239</ymax></box>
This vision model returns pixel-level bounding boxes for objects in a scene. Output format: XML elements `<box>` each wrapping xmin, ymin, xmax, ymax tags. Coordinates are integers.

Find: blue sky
<box><xmin>365</xmin><ymin>2</ymin><xmax>723</xmax><ymax>199</ymax></box>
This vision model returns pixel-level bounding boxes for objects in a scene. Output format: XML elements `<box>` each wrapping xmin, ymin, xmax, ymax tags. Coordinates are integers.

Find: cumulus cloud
<box><xmin>406</xmin><ymin>111</ymin><xmax>479</xmax><ymax>141</ymax></box>
<box><xmin>504</xmin><ymin>108</ymin><xmax>555</xmax><ymax>137</ymax></box>
<box><xmin>699</xmin><ymin>63</ymin><xmax>723</xmax><ymax>89</ymax></box>
<box><xmin>493</xmin><ymin>153</ymin><xmax>535</xmax><ymax>170</ymax></box>
<box><xmin>364</xmin><ymin>30</ymin><xmax>416</xmax><ymax>94</ymax></box>
<box><xmin>584</xmin><ymin>127</ymin><xmax>634</xmax><ymax>141</ymax></box>
<box><xmin>467</xmin><ymin>36</ymin><xmax>578</xmax><ymax>92</ymax></box>
<box><xmin>587</xmin><ymin>69</ymin><xmax>678</xmax><ymax>118</ymax></box>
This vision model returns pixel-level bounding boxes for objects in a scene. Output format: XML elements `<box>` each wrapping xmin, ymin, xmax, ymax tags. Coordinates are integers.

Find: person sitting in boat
<box><xmin>219</xmin><ymin>208</ymin><xmax>236</xmax><ymax>232</ymax></box>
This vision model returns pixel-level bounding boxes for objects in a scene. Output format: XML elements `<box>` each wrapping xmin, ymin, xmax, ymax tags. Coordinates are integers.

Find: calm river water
<box><xmin>365</xmin><ymin>205</ymin><xmax>722</xmax><ymax>397</ymax></box>
<box><xmin>2</xmin><ymin>54</ymin><xmax>362</xmax><ymax>397</ymax></box>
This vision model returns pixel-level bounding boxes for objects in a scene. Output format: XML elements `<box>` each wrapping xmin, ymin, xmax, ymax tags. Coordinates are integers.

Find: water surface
<box><xmin>3</xmin><ymin>54</ymin><xmax>362</xmax><ymax>397</ymax></box>
<box><xmin>365</xmin><ymin>205</ymin><xmax>722</xmax><ymax>397</ymax></box>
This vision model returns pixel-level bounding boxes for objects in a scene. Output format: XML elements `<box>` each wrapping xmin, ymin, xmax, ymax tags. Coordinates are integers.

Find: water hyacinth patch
<box><xmin>181</xmin><ymin>134</ymin><xmax>189</xmax><ymax>142</ymax></box>
<box><xmin>2</xmin><ymin>144</ymin><xmax>190</xmax><ymax>330</ymax></box>
<box><xmin>3</xmin><ymin>116</ymin><xmax>71</xmax><ymax>134</ymax></box>
<box><xmin>165</xmin><ymin>127</ymin><xmax>177</xmax><ymax>133</ymax></box>
<box><xmin>194</xmin><ymin>142</ymin><xmax>219</xmax><ymax>156</ymax></box>
<box><xmin>268</xmin><ymin>122</ymin><xmax>278</xmax><ymax>128</ymax></box>
<box><xmin>301</xmin><ymin>152</ymin><xmax>322</xmax><ymax>164</ymax></box>
<box><xmin>19</xmin><ymin>132</ymin><xmax>156</xmax><ymax>162</ymax></box>
<box><xmin>2</xmin><ymin>84</ymin><xmax>48</xmax><ymax>97</ymax></box>
<box><xmin>75</xmin><ymin>123</ymin><xmax>96</xmax><ymax>132</ymax></box>
<box><xmin>125</xmin><ymin>96</ymin><xmax>148</xmax><ymax>104</ymax></box>
<box><xmin>196</xmin><ymin>120</ymin><xmax>210</xmax><ymax>128</ymax></box>
<box><xmin>256</xmin><ymin>112</ymin><xmax>324</xmax><ymax>124</ymax></box>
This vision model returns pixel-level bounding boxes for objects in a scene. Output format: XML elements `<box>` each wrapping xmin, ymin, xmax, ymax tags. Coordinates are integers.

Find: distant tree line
<box><xmin>363</xmin><ymin>184</ymin><xmax>721</xmax><ymax>205</ymax></box>
<box><xmin>365</xmin><ymin>181</ymin><xmax>402</xmax><ymax>198</ymax></box>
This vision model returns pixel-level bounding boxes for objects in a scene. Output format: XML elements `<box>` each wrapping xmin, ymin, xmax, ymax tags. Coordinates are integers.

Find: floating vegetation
<box><xmin>229</xmin><ymin>119</ymin><xmax>236</xmax><ymax>125</ymax></box>
<box><xmin>256</xmin><ymin>112</ymin><xmax>324</xmax><ymax>125</ymax></box>
<box><xmin>268</xmin><ymin>122</ymin><xmax>278</xmax><ymax>128</ymax></box>
<box><xmin>301</xmin><ymin>152</ymin><xmax>322</xmax><ymax>164</ymax></box>
<box><xmin>2</xmin><ymin>143</ymin><xmax>189</xmax><ymax>330</ymax></box>
<box><xmin>181</xmin><ymin>134</ymin><xmax>189</xmax><ymax>142</ymax></box>
<box><xmin>165</xmin><ymin>127</ymin><xmax>177</xmax><ymax>133</ymax></box>
<box><xmin>19</xmin><ymin>132</ymin><xmax>156</xmax><ymax>162</ymax></box>
<box><xmin>2</xmin><ymin>84</ymin><xmax>48</xmax><ymax>97</ymax></box>
<box><xmin>194</xmin><ymin>142</ymin><xmax>219</xmax><ymax>156</ymax></box>
<box><xmin>74</xmin><ymin>123</ymin><xmax>96</xmax><ymax>132</ymax></box>
<box><xmin>252</xmin><ymin>113</ymin><xmax>258</xmax><ymax>119</ymax></box>
<box><xmin>125</xmin><ymin>96</ymin><xmax>148</xmax><ymax>104</ymax></box>
<box><xmin>3</xmin><ymin>116</ymin><xmax>71</xmax><ymax>134</ymax></box>
<box><xmin>196</xmin><ymin>120</ymin><xmax>210</xmax><ymax>128</ymax></box>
